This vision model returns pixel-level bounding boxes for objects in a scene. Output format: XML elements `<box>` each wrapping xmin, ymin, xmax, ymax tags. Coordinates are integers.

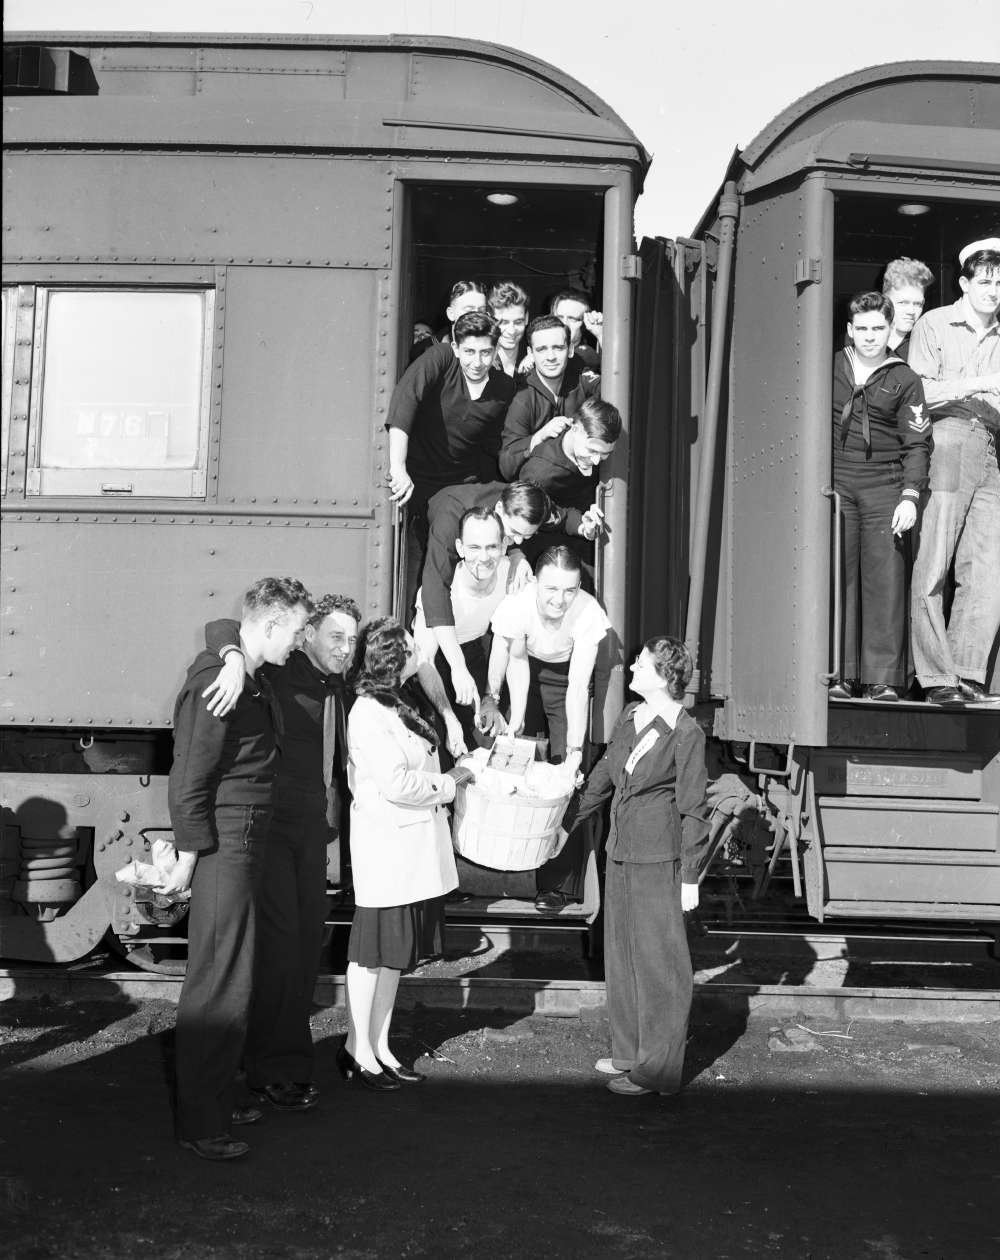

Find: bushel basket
<box><xmin>451</xmin><ymin>779</ymin><xmax>572</xmax><ymax>872</ymax></box>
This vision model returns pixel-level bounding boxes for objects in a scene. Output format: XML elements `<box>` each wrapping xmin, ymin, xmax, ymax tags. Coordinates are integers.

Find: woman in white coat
<box><xmin>339</xmin><ymin>617</ymin><xmax>471</xmax><ymax>1090</ymax></box>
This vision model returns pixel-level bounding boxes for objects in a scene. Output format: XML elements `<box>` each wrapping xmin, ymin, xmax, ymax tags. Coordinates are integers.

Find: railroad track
<box><xmin>2</xmin><ymin>917</ymin><xmax>997</xmax><ymax>1021</ymax></box>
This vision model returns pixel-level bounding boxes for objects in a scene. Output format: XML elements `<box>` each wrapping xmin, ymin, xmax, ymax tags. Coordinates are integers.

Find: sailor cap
<box><xmin>958</xmin><ymin>237</ymin><xmax>1000</xmax><ymax>265</ymax></box>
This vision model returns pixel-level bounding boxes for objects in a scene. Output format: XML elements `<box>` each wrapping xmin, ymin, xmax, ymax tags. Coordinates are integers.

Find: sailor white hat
<box><xmin>958</xmin><ymin>237</ymin><xmax>1000</xmax><ymax>266</ymax></box>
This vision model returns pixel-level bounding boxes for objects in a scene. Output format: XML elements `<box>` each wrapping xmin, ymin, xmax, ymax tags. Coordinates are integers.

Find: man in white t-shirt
<box><xmin>413</xmin><ymin>507</ymin><xmax>530</xmax><ymax>748</ymax></box>
<box><xmin>487</xmin><ymin>545</ymin><xmax>610</xmax><ymax>909</ymax></box>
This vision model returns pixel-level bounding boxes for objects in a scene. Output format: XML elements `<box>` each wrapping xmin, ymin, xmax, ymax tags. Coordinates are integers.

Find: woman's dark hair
<box><xmin>644</xmin><ymin>636</ymin><xmax>693</xmax><ymax>702</ymax></box>
<box><xmin>571</xmin><ymin>397</ymin><xmax>622</xmax><ymax>443</ymax></box>
<box><xmin>498</xmin><ymin>481</ymin><xmax>551</xmax><ymax>527</ymax></box>
<box><xmin>534</xmin><ymin>545</ymin><xmax>582</xmax><ymax>578</ymax></box>
<box><xmin>349</xmin><ymin>616</ymin><xmax>438</xmax><ymax>748</ymax></box>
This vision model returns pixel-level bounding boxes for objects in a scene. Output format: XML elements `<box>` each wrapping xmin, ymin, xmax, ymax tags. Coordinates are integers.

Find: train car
<box><xmin>630</xmin><ymin>61</ymin><xmax>1000</xmax><ymax>928</ymax></box>
<box><xmin>1</xmin><ymin>31</ymin><xmax>648</xmax><ymax>965</ymax></box>
<box><xmin>2</xmin><ymin>38</ymin><xmax>998</xmax><ymax>969</ymax></box>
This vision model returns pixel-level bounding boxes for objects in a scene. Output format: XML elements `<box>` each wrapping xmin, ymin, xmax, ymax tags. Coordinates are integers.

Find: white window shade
<box><xmin>29</xmin><ymin>289</ymin><xmax>213</xmax><ymax>497</ymax></box>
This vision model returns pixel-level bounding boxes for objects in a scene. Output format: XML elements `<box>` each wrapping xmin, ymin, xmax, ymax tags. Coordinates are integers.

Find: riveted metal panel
<box><xmin>720</xmin><ymin>175</ymin><xmax>832</xmax><ymax>745</ymax></box>
<box><xmin>3</xmin><ymin>153</ymin><xmax>394</xmax><ymax>270</ymax></box>
<box><xmin>0</xmin><ymin>520</ymin><xmax>371</xmax><ymax>727</ymax></box>
<box><xmin>409</xmin><ymin>53</ymin><xmax>582</xmax><ymax>113</ymax></box>
<box><xmin>216</xmin><ymin>267</ymin><xmax>378</xmax><ymax>508</ymax></box>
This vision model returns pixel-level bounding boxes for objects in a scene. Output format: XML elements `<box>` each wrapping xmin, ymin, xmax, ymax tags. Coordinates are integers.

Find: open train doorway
<box><xmin>833</xmin><ymin>192</ymin><xmax>999</xmax><ymax>334</ymax></box>
<box><xmin>400</xmin><ymin>182</ymin><xmax>606</xmax><ymax>368</ymax></box>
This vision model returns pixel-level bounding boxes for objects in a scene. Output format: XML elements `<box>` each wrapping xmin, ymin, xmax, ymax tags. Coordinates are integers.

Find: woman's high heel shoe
<box><xmin>336</xmin><ymin>1045</ymin><xmax>401</xmax><ymax>1092</ymax></box>
<box><xmin>377</xmin><ymin>1059</ymin><xmax>426</xmax><ymax>1085</ymax></box>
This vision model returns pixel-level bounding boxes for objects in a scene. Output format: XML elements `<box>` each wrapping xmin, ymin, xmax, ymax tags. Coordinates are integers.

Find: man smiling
<box><xmin>203</xmin><ymin>593</ymin><xmax>362</xmax><ymax>1114</ymax></box>
<box><xmin>498</xmin><ymin>314</ymin><xmax>600</xmax><ymax>479</ymax></box>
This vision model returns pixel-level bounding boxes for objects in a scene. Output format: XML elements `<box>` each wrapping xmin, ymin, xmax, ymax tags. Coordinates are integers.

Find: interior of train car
<box><xmin>401</xmin><ymin>182</ymin><xmax>605</xmax><ymax>356</ymax></box>
<box><xmin>833</xmin><ymin>193</ymin><xmax>999</xmax><ymax>331</ymax></box>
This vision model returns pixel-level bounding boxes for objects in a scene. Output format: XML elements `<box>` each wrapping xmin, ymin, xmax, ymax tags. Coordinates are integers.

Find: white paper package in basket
<box><xmin>450</xmin><ymin>752</ymin><xmax>575</xmax><ymax>872</ymax></box>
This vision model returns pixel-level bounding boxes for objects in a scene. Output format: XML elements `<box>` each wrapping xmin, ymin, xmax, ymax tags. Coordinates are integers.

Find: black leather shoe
<box><xmin>378</xmin><ymin>1059</ymin><xmax>426</xmax><ymax>1084</ymax></box>
<box><xmin>178</xmin><ymin>1135</ymin><xmax>249</xmax><ymax>1161</ymax></box>
<box><xmin>828</xmin><ymin>680</ymin><xmax>855</xmax><ymax>700</ymax></box>
<box><xmin>534</xmin><ymin>890</ymin><xmax>579</xmax><ymax>912</ymax></box>
<box><xmin>231</xmin><ymin>1106</ymin><xmax>263</xmax><ymax>1126</ymax></box>
<box><xmin>251</xmin><ymin>1083</ymin><xmax>317</xmax><ymax>1111</ymax></box>
<box><xmin>293</xmin><ymin>1082</ymin><xmax>320</xmax><ymax>1104</ymax></box>
<box><xmin>958</xmin><ymin>679</ymin><xmax>1000</xmax><ymax>705</ymax></box>
<box><xmin>336</xmin><ymin>1045</ymin><xmax>401</xmax><ymax>1092</ymax></box>
<box><xmin>924</xmin><ymin>686</ymin><xmax>966</xmax><ymax>705</ymax></box>
<box><xmin>864</xmin><ymin>683</ymin><xmax>898</xmax><ymax>702</ymax></box>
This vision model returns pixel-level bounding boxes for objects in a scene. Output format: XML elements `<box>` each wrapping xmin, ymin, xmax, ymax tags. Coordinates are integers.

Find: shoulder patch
<box><xmin>908</xmin><ymin>404</ymin><xmax>930</xmax><ymax>433</ymax></box>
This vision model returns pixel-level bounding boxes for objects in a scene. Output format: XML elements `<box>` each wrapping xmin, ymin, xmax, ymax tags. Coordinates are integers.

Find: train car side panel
<box><xmin>1</xmin><ymin>520</ymin><xmax>372</xmax><ymax>726</ymax></box>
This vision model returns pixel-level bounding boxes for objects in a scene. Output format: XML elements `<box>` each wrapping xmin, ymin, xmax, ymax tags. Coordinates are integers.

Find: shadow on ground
<box><xmin>1</xmin><ymin>994</ymin><xmax>997</xmax><ymax>1260</ymax></box>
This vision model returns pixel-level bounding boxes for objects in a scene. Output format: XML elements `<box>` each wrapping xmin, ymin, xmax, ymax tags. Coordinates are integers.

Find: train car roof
<box><xmin>3</xmin><ymin>31</ymin><xmax>650</xmax><ymax>183</ymax></box>
<box><xmin>693</xmin><ymin>59</ymin><xmax>1000</xmax><ymax>234</ymax></box>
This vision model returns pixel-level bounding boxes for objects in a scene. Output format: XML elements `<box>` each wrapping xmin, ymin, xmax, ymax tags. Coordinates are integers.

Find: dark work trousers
<box><xmin>604</xmin><ymin>856</ymin><xmax>691</xmax><ymax>1094</ymax></box>
<box><xmin>174</xmin><ymin>803</ymin><xmax>271</xmax><ymax>1142</ymax></box>
<box><xmin>523</xmin><ymin>656</ymin><xmax>587</xmax><ymax>899</ymax></box>
<box><xmin>400</xmin><ymin>506</ymin><xmax>430</xmax><ymax>630</ymax></box>
<box><xmin>435</xmin><ymin>636</ymin><xmax>492</xmax><ymax>756</ymax></box>
<box><xmin>244</xmin><ymin>790</ymin><xmax>329</xmax><ymax>1089</ymax></box>
<box><xmin>834</xmin><ymin>457</ymin><xmax>909</xmax><ymax>687</ymax></box>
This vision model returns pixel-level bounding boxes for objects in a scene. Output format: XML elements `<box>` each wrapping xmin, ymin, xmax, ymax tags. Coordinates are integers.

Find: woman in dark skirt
<box><xmin>563</xmin><ymin>637</ymin><xmax>710</xmax><ymax>1096</ymax></box>
<box><xmin>340</xmin><ymin>617</ymin><xmax>471</xmax><ymax>1090</ymax></box>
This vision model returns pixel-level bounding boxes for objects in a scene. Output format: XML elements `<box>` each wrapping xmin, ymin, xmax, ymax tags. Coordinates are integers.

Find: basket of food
<box><xmin>451</xmin><ymin>738</ymin><xmax>575</xmax><ymax>872</ymax></box>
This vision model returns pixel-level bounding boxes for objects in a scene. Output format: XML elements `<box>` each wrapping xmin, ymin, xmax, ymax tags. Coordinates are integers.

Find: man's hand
<box><xmin>477</xmin><ymin>695</ymin><xmax>507</xmax><ymax>738</ymax></box>
<box><xmin>681</xmin><ymin>882</ymin><xmax>700</xmax><ymax>913</ymax></box>
<box><xmin>388</xmin><ymin>466</ymin><xmax>414</xmax><ymax>504</ymax></box>
<box><xmin>563</xmin><ymin>748</ymin><xmax>584</xmax><ymax>780</ymax></box>
<box><xmin>530</xmin><ymin>415</ymin><xmax>571</xmax><ymax>449</ymax></box>
<box><xmin>154</xmin><ymin>849</ymin><xmax>198</xmax><ymax>897</ymax></box>
<box><xmin>450</xmin><ymin>662</ymin><xmax>478</xmax><ymax>708</ymax></box>
<box><xmin>517</xmin><ymin>352</ymin><xmax>534</xmax><ymax>376</ymax></box>
<box><xmin>583</xmin><ymin>310</ymin><xmax>604</xmax><ymax>346</ymax></box>
<box><xmin>891</xmin><ymin>499</ymin><xmax>918</xmax><ymax>537</ymax></box>
<box><xmin>443</xmin><ymin>712</ymin><xmax>468</xmax><ymax>759</ymax></box>
<box><xmin>202</xmin><ymin>653</ymin><xmax>245</xmax><ymax>717</ymax></box>
<box><xmin>578</xmin><ymin>504</ymin><xmax>605</xmax><ymax>541</ymax></box>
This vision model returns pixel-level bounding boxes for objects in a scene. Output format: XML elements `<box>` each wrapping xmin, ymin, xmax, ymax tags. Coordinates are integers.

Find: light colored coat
<box><xmin>347</xmin><ymin>696</ymin><xmax>458</xmax><ymax>908</ymax></box>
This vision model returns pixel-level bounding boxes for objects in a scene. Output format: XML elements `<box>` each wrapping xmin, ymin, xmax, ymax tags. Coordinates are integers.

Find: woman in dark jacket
<box><xmin>565</xmin><ymin>636</ymin><xmax>710</xmax><ymax>1096</ymax></box>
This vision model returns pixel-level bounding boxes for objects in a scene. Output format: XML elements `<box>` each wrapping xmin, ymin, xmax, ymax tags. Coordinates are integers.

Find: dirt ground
<box><xmin>1</xmin><ymin>992</ymin><xmax>998</xmax><ymax>1260</ymax></box>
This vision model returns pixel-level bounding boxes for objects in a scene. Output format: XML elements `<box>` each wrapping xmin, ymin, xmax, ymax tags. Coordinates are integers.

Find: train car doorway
<box><xmin>400</xmin><ymin>182</ymin><xmax>606</xmax><ymax>368</ymax></box>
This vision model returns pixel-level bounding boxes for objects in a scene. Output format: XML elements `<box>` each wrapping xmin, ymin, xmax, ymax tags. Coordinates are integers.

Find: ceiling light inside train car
<box><xmin>897</xmin><ymin>202</ymin><xmax>931</xmax><ymax>216</ymax></box>
<box><xmin>486</xmin><ymin>192</ymin><xmax>521</xmax><ymax>207</ymax></box>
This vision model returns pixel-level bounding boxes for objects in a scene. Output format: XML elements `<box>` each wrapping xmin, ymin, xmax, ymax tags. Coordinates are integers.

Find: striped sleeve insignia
<box><xmin>908</xmin><ymin>404</ymin><xmax>930</xmax><ymax>432</ymax></box>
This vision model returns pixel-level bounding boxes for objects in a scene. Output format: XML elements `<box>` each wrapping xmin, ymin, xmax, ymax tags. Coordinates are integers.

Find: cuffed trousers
<box><xmin>834</xmin><ymin>457</ymin><xmax>909</xmax><ymax>687</ymax></box>
<box><xmin>244</xmin><ymin>793</ymin><xmax>329</xmax><ymax>1089</ymax></box>
<box><xmin>174</xmin><ymin>803</ymin><xmax>270</xmax><ymax>1142</ymax></box>
<box><xmin>523</xmin><ymin>656</ymin><xmax>588</xmax><ymax>899</ymax></box>
<box><xmin>604</xmin><ymin>857</ymin><xmax>691</xmax><ymax>1095</ymax></box>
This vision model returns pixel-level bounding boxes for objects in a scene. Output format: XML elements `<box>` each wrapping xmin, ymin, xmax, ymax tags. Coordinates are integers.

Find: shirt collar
<box><xmin>951</xmin><ymin>295</ymin><xmax>1000</xmax><ymax>334</ymax></box>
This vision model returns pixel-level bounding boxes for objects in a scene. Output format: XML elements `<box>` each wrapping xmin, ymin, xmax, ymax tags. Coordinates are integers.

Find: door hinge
<box><xmin>620</xmin><ymin>254</ymin><xmax>642</xmax><ymax>281</ymax></box>
<box><xmin>794</xmin><ymin>257</ymin><xmax>822</xmax><ymax>287</ymax></box>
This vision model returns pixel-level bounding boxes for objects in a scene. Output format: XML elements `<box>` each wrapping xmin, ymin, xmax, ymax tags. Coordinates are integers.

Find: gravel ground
<box><xmin>1</xmin><ymin>993</ymin><xmax>998</xmax><ymax>1260</ymax></box>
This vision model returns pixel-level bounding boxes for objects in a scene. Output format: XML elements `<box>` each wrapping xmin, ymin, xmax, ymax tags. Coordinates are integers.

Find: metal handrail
<box><xmin>820</xmin><ymin>485</ymin><xmax>842</xmax><ymax>683</ymax></box>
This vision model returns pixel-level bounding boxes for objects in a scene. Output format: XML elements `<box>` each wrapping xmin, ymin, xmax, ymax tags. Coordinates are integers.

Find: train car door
<box><xmin>719</xmin><ymin>175</ymin><xmax>835</xmax><ymax>749</ymax></box>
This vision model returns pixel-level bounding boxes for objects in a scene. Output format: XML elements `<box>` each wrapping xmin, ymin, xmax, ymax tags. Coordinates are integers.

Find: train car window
<box><xmin>27</xmin><ymin>288</ymin><xmax>213</xmax><ymax>498</ymax></box>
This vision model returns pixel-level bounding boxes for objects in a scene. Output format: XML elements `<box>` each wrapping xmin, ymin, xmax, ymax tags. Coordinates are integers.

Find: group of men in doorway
<box><xmin>832</xmin><ymin>236</ymin><xmax>1000</xmax><ymax>706</ymax></box>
